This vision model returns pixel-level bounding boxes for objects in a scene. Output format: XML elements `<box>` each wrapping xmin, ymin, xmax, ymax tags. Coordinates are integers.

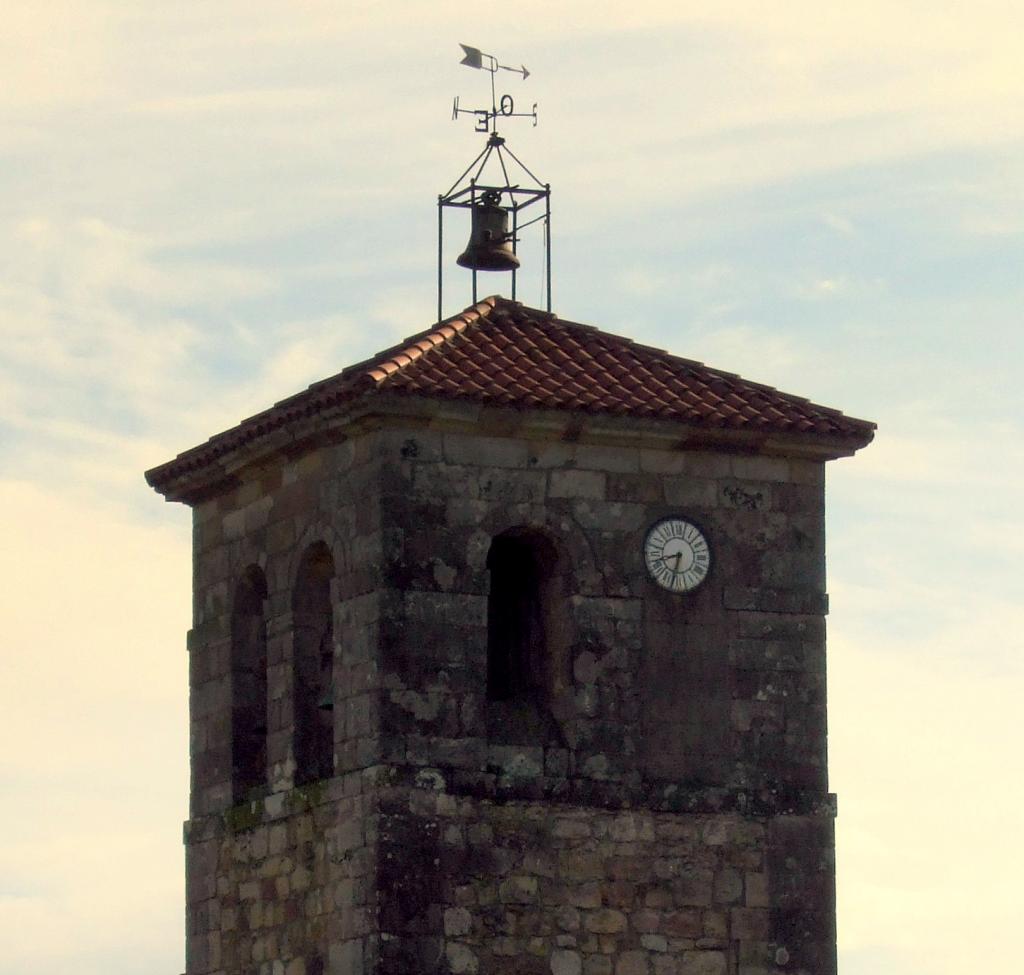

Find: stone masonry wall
<box><xmin>181</xmin><ymin>413</ymin><xmax>836</xmax><ymax>975</ymax></box>
<box><xmin>377</xmin><ymin>781</ymin><xmax>835</xmax><ymax>975</ymax></box>
<box><xmin>184</xmin><ymin>770</ymin><xmax>379</xmax><ymax>975</ymax></box>
<box><xmin>374</xmin><ymin>425</ymin><xmax>828</xmax><ymax>800</ymax></box>
<box><xmin>185</xmin><ymin>430</ymin><xmax>391</xmax><ymax>975</ymax></box>
<box><xmin>187</xmin><ymin>432</ymin><xmax>388</xmax><ymax>818</ymax></box>
<box><xmin>369</xmin><ymin>423</ymin><xmax>835</xmax><ymax>974</ymax></box>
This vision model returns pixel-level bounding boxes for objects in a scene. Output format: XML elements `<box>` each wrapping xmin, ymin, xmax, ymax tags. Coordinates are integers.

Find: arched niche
<box><xmin>231</xmin><ymin>565</ymin><xmax>269</xmax><ymax>802</ymax></box>
<box><xmin>485</xmin><ymin>528</ymin><xmax>571</xmax><ymax>745</ymax></box>
<box><xmin>292</xmin><ymin>541</ymin><xmax>336</xmax><ymax>785</ymax></box>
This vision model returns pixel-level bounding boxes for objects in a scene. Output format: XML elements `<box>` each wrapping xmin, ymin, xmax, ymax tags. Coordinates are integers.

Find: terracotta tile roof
<box><xmin>147</xmin><ymin>296</ymin><xmax>875</xmax><ymax>494</ymax></box>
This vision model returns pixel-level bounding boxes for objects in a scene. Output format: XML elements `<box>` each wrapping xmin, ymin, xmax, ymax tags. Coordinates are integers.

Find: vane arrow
<box><xmin>499</xmin><ymin>63</ymin><xmax>530</xmax><ymax>81</ymax></box>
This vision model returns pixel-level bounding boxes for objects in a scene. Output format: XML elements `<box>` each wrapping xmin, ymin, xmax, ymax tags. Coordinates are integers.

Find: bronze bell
<box><xmin>457</xmin><ymin>192</ymin><xmax>520</xmax><ymax>272</ymax></box>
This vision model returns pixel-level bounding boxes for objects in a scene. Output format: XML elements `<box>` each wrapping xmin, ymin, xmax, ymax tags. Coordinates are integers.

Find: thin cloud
<box><xmin>0</xmin><ymin>7</ymin><xmax>1020</xmax><ymax>975</ymax></box>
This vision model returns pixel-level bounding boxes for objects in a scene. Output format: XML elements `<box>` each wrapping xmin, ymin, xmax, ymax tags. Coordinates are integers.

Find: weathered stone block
<box><xmin>663</xmin><ymin>477</ymin><xmax>718</xmax><ymax>508</ymax></box>
<box><xmin>445</xmin><ymin>941</ymin><xmax>479</xmax><ymax>974</ymax></box>
<box><xmin>729</xmin><ymin>908</ymin><xmax>769</xmax><ymax>940</ymax></box>
<box><xmin>479</xmin><ymin>469</ymin><xmax>548</xmax><ymax>504</ymax></box>
<box><xmin>444</xmin><ymin>434</ymin><xmax>530</xmax><ymax>468</ymax></box>
<box><xmin>607</xmin><ymin>473</ymin><xmax>663</xmax><ymax>504</ymax></box>
<box><xmin>729</xmin><ymin>456</ymin><xmax>790</xmax><ymax>482</ymax></box>
<box><xmin>583</xmin><ymin>954</ymin><xmax>613</xmax><ymax>975</ymax></box>
<box><xmin>444</xmin><ymin>906</ymin><xmax>473</xmax><ymax>937</ymax></box>
<box><xmin>631</xmin><ymin>910</ymin><xmax>661</xmax><ymax>934</ymax></box>
<box><xmin>672</xmin><ymin>869</ymin><xmax>713</xmax><ymax>907</ymax></box>
<box><xmin>743</xmin><ymin>872</ymin><xmax>768</xmax><ymax>908</ymax></box>
<box><xmin>551</xmin><ymin>948</ymin><xmax>584</xmax><ymax>975</ymax></box>
<box><xmin>565</xmin><ymin>883</ymin><xmax>603</xmax><ymax>909</ymax></box>
<box><xmin>712</xmin><ymin>869</ymin><xmax>743</xmax><ymax>905</ymax></box>
<box><xmin>561</xmin><ymin>852</ymin><xmax>606</xmax><ymax>883</ymax></box>
<box><xmin>615</xmin><ymin>950</ymin><xmax>650</xmax><ymax>975</ymax></box>
<box><xmin>677</xmin><ymin>951</ymin><xmax>726</xmax><ymax>975</ymax></box>
<box><xmin>413</xmin><ymin>462</ymin><xmax>481</xmax><ymax>499</ymax></box>
<box><xmin>662</xmin><ymin>911</ymin><xmax>701</xmax><ymax>938</ymax></box>
<box><xmin>499</xmin><ymin>875</ymin><xmax>539</xmax><ymax>904</ymax></box>
<box><xmin>584</xmin><ymin>909</ymin><xmax>628</xmax><ymax>934</ymax></box>
<box><xmin>575</xmin><ymin>444</ymin><xmax>640</xmax><ymax>473</ymax></box>
<box><xmin>638</xmin><ymin>449</ymin><xmax>688</xmax><ymax>475</ymax></box>
<box><xmin>651</xmin><ymin>955</ymin><xmax>678</xmax><ymax>975</ymax></box>
<box><xmin>549</xmin><ymin>470</ymin><xmax>606</xmax><ymax>500</ymax></box>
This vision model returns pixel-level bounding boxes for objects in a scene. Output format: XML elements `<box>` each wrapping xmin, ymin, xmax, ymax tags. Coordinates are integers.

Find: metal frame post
<box><xmin>544</xmin><ymin>185</ymin><xmax>551</xmax><ymax>312</ymax></box>
<box><xmin>437</xmin><ymin>196</ymin><xmax>444</xmax><ymax>322</ymax></box>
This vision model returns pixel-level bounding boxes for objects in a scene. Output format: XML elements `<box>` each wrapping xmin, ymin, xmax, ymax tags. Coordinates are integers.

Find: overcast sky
<box><xmin>2</xmin><ymin>3</ymin><xmax>1022</xmax><ymax>974</ymax></box>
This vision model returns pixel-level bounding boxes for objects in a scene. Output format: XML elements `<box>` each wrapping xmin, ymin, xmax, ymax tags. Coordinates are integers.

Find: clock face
<box><xmin>644</xmin><ymin>517</ymin><xmax>711</xmax><ymax>593</ymax></box>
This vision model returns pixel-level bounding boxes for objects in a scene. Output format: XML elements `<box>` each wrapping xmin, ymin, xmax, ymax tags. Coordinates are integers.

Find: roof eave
<box><xmin>146</xmin><ymin>390</ymin><xmax>874</xmax><ymax>505</ymax></box>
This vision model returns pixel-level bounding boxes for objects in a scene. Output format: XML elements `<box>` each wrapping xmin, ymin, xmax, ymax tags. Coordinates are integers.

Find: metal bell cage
<box><xmin>437</xmin><ymin>133</ymin><xmax>552</xmax><ymax>320</ymax></box>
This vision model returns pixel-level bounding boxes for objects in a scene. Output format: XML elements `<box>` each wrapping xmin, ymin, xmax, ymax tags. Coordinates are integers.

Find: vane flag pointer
<box><xmin>459</xmin><ymin>43</ymin><xmax>529</xmax><ymax>80</ymax></box>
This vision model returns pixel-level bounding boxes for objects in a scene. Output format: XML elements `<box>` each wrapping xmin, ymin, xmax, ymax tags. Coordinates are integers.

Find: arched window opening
<box><xmin>487</xmin><ymin>534</ymin><xmax>548</xmax><ymax>702</ymax></box>
<box><xmin>231</xmin><ymin>565</ymin><xmax>268</xmax><ymax>803</ymax></box>
<box><xmin>486</xmin><ymin>530</ymin><xmax>570</xmax><ymax>747</ymax></box>
<box><xmin>292</xmin><ymin>542</ymin><xmax>335</xmax><ymax>785</ymax></box>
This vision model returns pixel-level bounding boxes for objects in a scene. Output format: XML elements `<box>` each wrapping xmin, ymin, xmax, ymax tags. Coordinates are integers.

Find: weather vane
<box><xmin>437</xmin><ymin>44</ymin><xmax>551</xmax><ymax>320</ymax></box>
<box><xmin>452</xmin><ymin>43</ymin><xmax>537</xmax><ymax>135</ymax></box>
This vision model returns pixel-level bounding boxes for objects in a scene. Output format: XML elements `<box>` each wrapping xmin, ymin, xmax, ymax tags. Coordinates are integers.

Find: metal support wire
<box><xmin>472</xmin><ymin>146</ymin><xmax>495</xmax><ymax>185</ymax></box>
<box><xmin>500</xmin><ymin>141</ymin><xmax>544</xmax><ymax>188</ymax></box>
<box><xmin>495</xmin><ymin>144</ymin><xmax>513</xmax><ymax>194</ymax></box>
<box><xmin>443</xmin><ymin>142</ymin><xmax>491</xmax><ymax>198</ymax></box>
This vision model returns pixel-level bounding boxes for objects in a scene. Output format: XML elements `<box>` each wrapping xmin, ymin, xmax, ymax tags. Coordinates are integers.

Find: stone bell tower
<box><xmin>147</xmin><ymin>296</ymin><xmax>873</xmax><ymax>975</ymax></box>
